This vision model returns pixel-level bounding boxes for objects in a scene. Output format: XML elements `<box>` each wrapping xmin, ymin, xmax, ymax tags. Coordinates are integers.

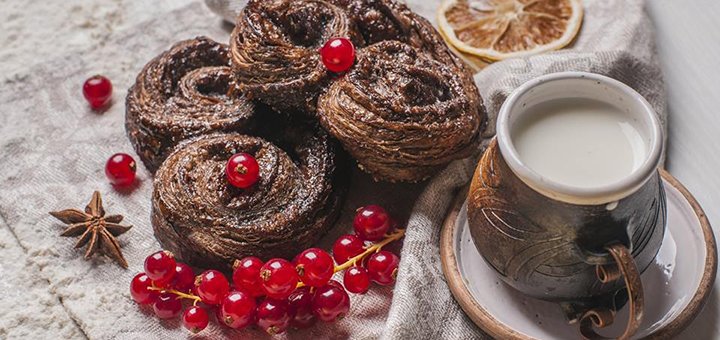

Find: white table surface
<box><xmin>646</xmin><ymin>1</ymin><xmax>720</xmax><ymax>339</ymax></box>
<box><xmin>0</xmin><ymin>0</ymin><xmax>717</xmax><ymax>339</ymax></box>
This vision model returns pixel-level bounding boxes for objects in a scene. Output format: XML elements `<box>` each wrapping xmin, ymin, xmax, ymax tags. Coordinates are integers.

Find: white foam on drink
<box><xmin>511</xmin><ymin>98</ymin><xmax>648</xmax><ymax>188</ymax></box>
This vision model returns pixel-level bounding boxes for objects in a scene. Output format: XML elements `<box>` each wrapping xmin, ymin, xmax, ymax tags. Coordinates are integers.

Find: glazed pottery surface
<box><xmin>468</xmin><ymin>139</ymin><xmax>666</xmax><ymax>302</ymax></box>
<box><xmin>468</xmin><ymin>72</ymin><xmax>666</xmax><ymax>304</ymax></box>
<box><xmin>442</xmin><ymin>172</ymin><xmax>716</xmax><ymax>339</ymax></box>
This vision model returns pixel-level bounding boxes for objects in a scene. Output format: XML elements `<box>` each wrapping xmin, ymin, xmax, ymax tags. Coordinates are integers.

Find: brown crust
<box><xmin>329</xmin><ymin>0</ymin><xmax>459</xmax><ymax>63</ymax></box>
<box><xmin>329</xmin><ymin>0</ymin><xmax>484</xmax><ymax>111</ymax></box>
<box><xmin>125</xmin><ymin>37</ymin><xmax>257</xmax><ymax>173</ymax></box>
<box><xmin>229</xmin><ymin>0</ymin><xmax>362</xmax><ymax>114</ymax></box>
<box><xmin>151</xmin><ymin>119</ymin><xmax>348</xmax><ymax>270</ymax></box>
<box><xmin>317</xmin><ymin>41</ymin><xmax>481</xmax><ymax>182</ymax></box>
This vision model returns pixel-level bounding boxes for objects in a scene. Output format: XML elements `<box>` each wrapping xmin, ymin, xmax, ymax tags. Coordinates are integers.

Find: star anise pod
<box><xmin>49</xmin><ymin>191</ymin><xmax>132</xmax><ymax>268</ymax></box>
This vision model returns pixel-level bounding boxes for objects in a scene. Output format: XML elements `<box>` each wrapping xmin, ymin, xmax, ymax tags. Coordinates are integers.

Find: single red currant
<box><xmin>260</xmin><ymin>258</ymin><xmax>299</xmax><ymax>300</ymax></box>
<box><xmin>288</xmin><ymin>286</ymin><xmax>316</xmax><ymax>329</ymax></box>
<box><xmin>172</xmin><ymin>263</ymin><xmax>195</xmax><ymax>292</ymax></box>
<box><xmin>232</xmin><ymin>256</ymin><xmax>265</xmax><ymax>297</ymax></box>
<box><xmin>353</xmin><ymin>205</ymin><xmax>391</xmax><ymax>241</ymax></box>
<box><xmin>332</xmin><ymin>234</ymin><xmax>365</xmax><ymax>264</ymax></box>
<box><xmin>105</xmin><ymin>153</ymin><xmax>137</xmax><ymax>187</ymax></box>
<box><xmin>311</xmin><ymin>280</ymin><xmax>350</xmax><ymax>322</ymax></box>
<box><xmin>182</xmin><ymin>306</ymin><xmax>209</xmax><ymax>333</ymax></box>
<box><xmin>130</xmin><ymin>273</ymin><xmax>158</xmax><ymax>304</ymax></box>
<box><xmin>82</xmin><ymin>75</ymin><xmax>113</xmax><ymax>109</ymax></box>
<box><xmin>343</xmin><ymin>266</ymin><xmax>371</xmax><ymax>294</ymax></box>
<box><xmin>295</xmin><ymin>248</ymin><xmax>334</xmax><ymax>287</ymax></box>
<box><xmin>319</xmin><ymin>37</ymin><xmax>355</xmax><ymax>73</ymax></box>
<box><xmin>367</xmin><ymin>250</ymin><xmax>400</xmax><ymax>285</ymax></box>
<box><xmin>225</xmin><ymin>153</ymin><xmax>260</xmax><ymax>189</ymax></box>
<box><xmin>195</xmin><ymin>270</ymin><xmax>230</xmax><ymax>305</ymax></box>
<box><xmin>220</xmin><ymin>290</ymin><xmax>256</xmax><ymax>329</ymax></box>
<box><xmin>257</xmin><ymin>298</ymin><xmax>292</xmax><ymax>335</ymax></box>
<box><xmin>153</xmin><ymin>292</ymin><xmax>182</xmax><ymax>319</ymax></box>
<box><xmin>152</xmin><ymin>277</ymin><xmax>172</xmax><ymax>289</ymax></box>
<box><xmin>144</xmin><ymin>250</ymin><xmax>176</xmax><ymax>283</ymax></box>
<box><xmin>327</xmin><ymin>279</ymin><xmax>345</xmax><ymax>290</ymax></box>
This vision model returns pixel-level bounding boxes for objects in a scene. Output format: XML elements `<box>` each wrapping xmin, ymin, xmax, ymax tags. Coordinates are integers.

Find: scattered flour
<box><xmin>0</xmin><ymin>1</ymin><xmax>193</xmax><ymax>339</ymax></box>
<box><xmin>0</xmin><ymin>0</ymin><xmax>194</xmax><ymax>79</ymax></box>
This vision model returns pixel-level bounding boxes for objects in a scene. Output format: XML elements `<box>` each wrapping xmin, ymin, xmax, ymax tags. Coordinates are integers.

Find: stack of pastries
<box><xmin>125</xmin><ymin>0</ymin><xmax>485</xmax><ymax>269</ymax></box>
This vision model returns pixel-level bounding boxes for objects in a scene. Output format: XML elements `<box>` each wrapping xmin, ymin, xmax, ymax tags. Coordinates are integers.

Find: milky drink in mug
<box><xmin>467</xmin><ymin>72</ymin><xmax>667</xmax><ymax>338</ymax></box>
<box><xmin>512</xmin><ymin>98</ymin><xmax>648</xmax><ymax>189</ymax></box>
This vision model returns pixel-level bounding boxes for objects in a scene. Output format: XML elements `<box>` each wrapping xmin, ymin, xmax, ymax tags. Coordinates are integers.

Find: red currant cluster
<box><xmin>130</xmin><ymin>205</ymin><xmax>403</xmax><ymax>335</ymax></box>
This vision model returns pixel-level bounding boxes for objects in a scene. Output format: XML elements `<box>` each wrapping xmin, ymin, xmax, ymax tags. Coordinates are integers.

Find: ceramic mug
<box><xmin>467</xmin><ymin>72</ymin><xmax>666</xmax><ymax>339</ymax></box>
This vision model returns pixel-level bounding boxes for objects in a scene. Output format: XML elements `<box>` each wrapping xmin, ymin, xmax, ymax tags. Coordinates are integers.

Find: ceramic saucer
<box><xmin>440</xmin><ymin>170</ymin><xmax>717</xmax><ymax>339</ymax></box>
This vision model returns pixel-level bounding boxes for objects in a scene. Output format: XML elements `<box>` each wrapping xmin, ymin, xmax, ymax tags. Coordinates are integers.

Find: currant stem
<box><xmin>296</xmin><ymin>228</ymin><xmax>405</xmax><ymax>288</ymax></box>
<box><xmin>336</xmin><ymin>229</ymin><xmax>405</xmax><ymax>272</ymax></box>
<box><xmin>149</xmin><ymin>286</ymin><xmax>202</xmax><ymax>304</ymax></box>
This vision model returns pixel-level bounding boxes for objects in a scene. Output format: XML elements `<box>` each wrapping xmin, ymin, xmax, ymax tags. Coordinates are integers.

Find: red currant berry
<box><xmin>288</xmin><ymin>286</ymin><xmax>316</xmax><ymax>329</ymax></box>
<box><xmin>195</xmin><ymin>269</ymin><xmax>230</xmax><ymax>305</ymax></box>
<box><xmin>311</xmin><ymin>281</ymin><xmax>350</xmax><ymax>322</ymax></box>
<box><xmin>225</xmin><ymin>153</ymin><xmax>260</xmax><ymax>189</ymax></box>
<box><xmin>367</xmin><ymin>250</ymin><xmax>400</xmax><ymax>285</ymax></box>
<box><xmin>328</xmin><ymin>279</ymin><xmax>345</xmax><ymax>290</ymax></box>
<box><xmin>232</xmin><ymin>257</ymin><xmax>265</xmax><ymax>297</ymax></box>
<box><xmin>332</xmin><ymin>234</ymin><xmax>364</xmax><ymax>264</ymax></box>
<box><xmin>260</xmin><ymin>258</ymin><xmax>299</xmax><ymax>300</ymax></box>
<box><xmin>153</xmin><ymin>292</ymin><xmax>182</xmax><ymax>319</ymax></box>
<box><xmin>182</xmin><ymin>306</ymin><xmax>209</xmax><ymax>333</ymax></box>
<box><xmin>353</xmin><ymin>205</ymin><xmax>391</xmax><ymax>241</ymax></box>
<box><xmin>82</xmin><ymin>75</ymin><xmax>113</xmax><ymax>109</ymax></box>
<box><xmin>144</xmin><ymin>250</ymin><xmax>176</xmax><ymax>283</ymax></box>
<box><xmin>343</xmin><ymin>266</ymin><xmax>370</xmax><ymax>294</ymax></box>
<box><xmin>130</xmin><ymin>273</ymin><xmax>158</xmax><ymax>304</ymax></box>
<box><xmin>220</xmin><ymin>290</ymin><xmax>256</xmax><ymax>329</ymax></box>
<box><xmin>172</xmin><ymin>263</ymin><xmax>195</xmax><ymax>292</ymax></box>
<box><xmin>152</xmin><ymin>277</ymin><xmax>172</xmax><ymax>289</ymax></box>
<box><xmin>257</xmin><ymin>298</ymin><xmax>291</xmax><ymax>335</ymax></box>
<box><xmin>319</xmin><ymin>37</ymin><xmax>355</xmax><ymax>73</ymax></box>
<box><xmin>295</xmin><ymin>248</ymin><xmax>334</xmax><ymax>287</ymax></box>
<box><xmin>105</xmin><ymin>153</ymin><xmax>137</xmax><ymax>187</ymax></box>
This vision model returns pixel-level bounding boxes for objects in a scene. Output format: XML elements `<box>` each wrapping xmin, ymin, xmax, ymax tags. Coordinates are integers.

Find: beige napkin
<box><xmin>0</xmin><ymin>0</ymin><xmax>664</xmax><ymax>339</ymax></box>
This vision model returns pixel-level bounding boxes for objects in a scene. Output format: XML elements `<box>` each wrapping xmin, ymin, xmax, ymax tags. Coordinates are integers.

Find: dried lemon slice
<box><xmin>440</xmin><ymin>29</ymin><xmax>493</xmax><ymax>72</ymax></box>
<box><xmin>437</xmin><ymin>0</ymin><xmax>583</xmax><ymax>60</ymax></box>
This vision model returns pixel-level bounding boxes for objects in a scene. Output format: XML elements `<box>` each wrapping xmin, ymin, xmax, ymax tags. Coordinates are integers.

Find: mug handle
<box><xmin>579</xmin><ymin>243</ymin><xmax>644</xmax><ymax>340</ymax></box>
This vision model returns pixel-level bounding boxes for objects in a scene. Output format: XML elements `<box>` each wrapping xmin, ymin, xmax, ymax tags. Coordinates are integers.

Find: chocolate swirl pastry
<box><xmin>329</xmin><ymin>0</ymin><xmax>483</xmax><ymax>113</ymax></box>
<box><xmin>230</xmin><ymin>0</ymin><xmax>362</xmax><ymax>113</ymax></box>
<box><xmin>328</xmin><ymin>0</ymin><xmax>464</xmax><ymax>66</ymax></box>
<box><xmin>317</xmin><ymin>41</ymin><xmax>482</xmax><ymax>182</ymax></box>
<box><xmin>126</xmin><ymin>37</ymin><xmax>257</xmax><ymax>172</ymax></box>
<box><xmin>151</xmin><ymin>122</ymin><xmax>347</xmax><ymax>270</ymax></box>
<box><xmin>328</xmin><ymin>0</ymin><xmax>439</xmax><ymax>53</ymax></box>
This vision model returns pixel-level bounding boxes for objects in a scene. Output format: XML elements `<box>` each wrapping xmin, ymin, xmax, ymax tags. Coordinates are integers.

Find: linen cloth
<box><xmin>0</xmin><ymin>0</ymin><xmax>664</xmax><ymax>339</ymax></box>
